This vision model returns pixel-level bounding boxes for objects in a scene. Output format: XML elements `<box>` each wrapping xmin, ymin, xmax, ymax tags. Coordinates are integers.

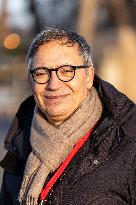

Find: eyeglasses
<box><xmin>30</xmin><ymin>65</ymin><xmax>90</xmax><ymax>84</ymax></box>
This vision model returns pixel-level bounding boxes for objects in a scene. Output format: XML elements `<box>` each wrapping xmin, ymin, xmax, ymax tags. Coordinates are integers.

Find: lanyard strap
<box><xmin>40</xmin><ymin>128</ymin><xmax>94</xmax><ymax>201</ymax></box>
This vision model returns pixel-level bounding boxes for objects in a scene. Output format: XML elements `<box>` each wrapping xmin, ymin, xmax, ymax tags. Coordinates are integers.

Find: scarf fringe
<box><xmin>26</xmin><ymin>195</ymin><xmax>38</xmax><ymax>205</ymax></box>
<box><xmin>18</xmin><ymin>175</ymin><xmax>32</xmax><ymax>204</ymax></box>
<box><xmin>19</xmin><ymin>195</ymin><xmax>37</xmax><ymax>205</ymax></box>
<box><xmin>18</xmin><ymin>176</ymin><xmax>40</xmax><ymax>205</ymax></box>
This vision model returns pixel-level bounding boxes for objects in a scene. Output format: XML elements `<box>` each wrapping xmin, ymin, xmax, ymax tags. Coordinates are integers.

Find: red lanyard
<box><xmin>40</xmin><ymin>128</ymin><xmax>94</xmax><ymax>202</ymax></box>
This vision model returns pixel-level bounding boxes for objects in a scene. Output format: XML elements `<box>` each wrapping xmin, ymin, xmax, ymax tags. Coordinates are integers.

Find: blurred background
<box><xmin>0</xmin><ymin>0</ymin><xmax>136</xmax><ymax>185</ymax></box>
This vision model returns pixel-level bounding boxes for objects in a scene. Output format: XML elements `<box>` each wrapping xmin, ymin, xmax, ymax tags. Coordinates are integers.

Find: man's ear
<box><xmin>86</xmin><ymin>66</ymin><xmax>94</xmax><ymax>89</ymax></box>
<box><xmin>27</xmin><ymin>71</ymin><xmax>34</xmax><ymax>91</ymax></box>
<box><xmin>27</xmin><ymin>59</ymin><xmax>33</xmax><ymax>85</ymax></box>
<box><xmin>27</xmin><ymin>72</ymin><xmax>31</xmax><ymax>84</ymax></box>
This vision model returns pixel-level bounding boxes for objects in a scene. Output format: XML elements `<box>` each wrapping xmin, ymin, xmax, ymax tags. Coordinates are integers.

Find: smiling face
<box><xmin>29</xmin><ymin>41</ymin><xmax>94</xmax><ymax>126</ymax></box>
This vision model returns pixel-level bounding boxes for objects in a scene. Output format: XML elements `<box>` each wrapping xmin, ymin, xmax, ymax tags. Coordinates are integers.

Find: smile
<box><xmin>44</xmin><ymin>94</ymin><xmax>69</xmax><ymax>102</ymax></box>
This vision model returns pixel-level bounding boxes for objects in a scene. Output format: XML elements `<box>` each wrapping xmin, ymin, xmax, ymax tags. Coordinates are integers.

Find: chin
<box><xmin>47</xmin><ymin>109</ymin><xmax>67</xmax><ymax>117</ymax></box>
<box><xmin>39</xmin><ymin>99</ymin><xmax>76</xmax><ymax>119</ymax></box>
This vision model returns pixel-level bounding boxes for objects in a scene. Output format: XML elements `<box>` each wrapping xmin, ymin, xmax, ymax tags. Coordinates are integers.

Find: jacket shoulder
<box><xmin>4</xmin><ymin>95</ymin><xmax>35</xmax><ymax>149</ymax></box>
<box><xmin>16</xmin><ymin>95</ymin><xmax>35</xmax><ymax>121</ymax></box>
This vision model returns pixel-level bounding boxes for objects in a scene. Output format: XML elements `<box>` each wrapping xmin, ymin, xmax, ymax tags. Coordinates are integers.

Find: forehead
<box><xmin>33</xmin><ymin>41</ymin><xmax>83</xmax><ymax>67</ymax></box>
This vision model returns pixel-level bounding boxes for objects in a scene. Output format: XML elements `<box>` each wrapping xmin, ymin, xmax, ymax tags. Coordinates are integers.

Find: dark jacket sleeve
<box><xmin>4</xmin><ymin>95</ymin><xmax>35</xmax><ymax>150</ymax></box>
<box><xmin>0</xmin><ymin>95</ymin><xmax>35</xmax><ymax>175</ymax></box>
<box><xmin>127</xmin><ymin>152</ymin><xmax>136</xmax><ymax>205</ymax></box>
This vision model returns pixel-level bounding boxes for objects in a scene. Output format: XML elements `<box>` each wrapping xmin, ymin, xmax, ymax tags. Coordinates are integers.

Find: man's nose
<box><xmin>46</xmin><ymin>71</ymin><xmax>63</xmax><ymax>90</ymax></box>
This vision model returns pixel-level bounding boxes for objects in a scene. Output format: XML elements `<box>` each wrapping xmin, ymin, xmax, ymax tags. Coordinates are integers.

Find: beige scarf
<box><xmin>18</xmin><ymin>87</ymin><xmax>102</xmax><ymax>205</ymax></box>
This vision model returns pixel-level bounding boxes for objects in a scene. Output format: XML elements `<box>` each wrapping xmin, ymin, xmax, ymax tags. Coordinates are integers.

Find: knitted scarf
<box><xmin>18</xmin><ymin>87</ymin><xmax>103</xmax><ymax>205</ymax></box>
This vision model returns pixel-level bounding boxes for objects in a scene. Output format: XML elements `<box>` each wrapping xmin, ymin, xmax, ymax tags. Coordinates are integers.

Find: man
<box><xmin>0</xmin><ymin>27</ymin><xmax>136</xmax><ymax>205</ymax></box>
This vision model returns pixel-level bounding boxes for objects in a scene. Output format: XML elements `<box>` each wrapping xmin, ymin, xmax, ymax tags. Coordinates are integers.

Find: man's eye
<box><xmin>34</xmin><ymin>69</ymin><xmax>48</xmax><ymax>77</ymax></box>
<box><xmin>63</xmin><ymin>69</ymin><xmax>72</xmax><ymax>73</ymax></box>
<box><xmin>35</xmin><ymin>72</ymin><xmax>45</xmax><ymax>76</ymax></box>
<box><xmin>61</xmin><ymin>66</ymin><xmax>73</xmax><ymax>72</ymax></box>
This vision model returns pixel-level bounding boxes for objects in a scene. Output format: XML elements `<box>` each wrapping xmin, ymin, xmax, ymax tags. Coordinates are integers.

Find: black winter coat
<box><xmin>0</xmin><ymin>75</ymin><xmax>136</xmax><ymax>205</ymax></box>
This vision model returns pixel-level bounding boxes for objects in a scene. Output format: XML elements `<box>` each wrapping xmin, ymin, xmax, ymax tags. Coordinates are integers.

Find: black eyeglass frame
<box><xmin>30</xmin><ymin>65</ymin><xmax>90</xmax><ymax>84</ymax></box>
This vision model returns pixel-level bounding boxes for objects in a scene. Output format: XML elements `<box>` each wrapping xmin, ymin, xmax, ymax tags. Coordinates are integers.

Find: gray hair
<box><xmin>27</xmin><ymin>27</ymin><xmax>93</xmax><ymax>69</ymax></box>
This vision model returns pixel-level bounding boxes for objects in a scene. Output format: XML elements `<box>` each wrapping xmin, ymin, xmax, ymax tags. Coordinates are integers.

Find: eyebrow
<box><xmin>33</xmin><ymin>64</ymin><xmax>90</xmax><ymax>70</ymax></box>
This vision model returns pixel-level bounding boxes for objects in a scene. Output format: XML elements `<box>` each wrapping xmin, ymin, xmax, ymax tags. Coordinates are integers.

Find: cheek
<box><xmin>68</xmin><ymin>74</ymin><xmax>88</xmax><ymax>98</ymax></box>
<box><xmin>32</xmin><ymin>84</ymin><xmax>43</xmax><ymax>94</ymax></box>
<box><xmin>31</xmin><ymin>84</ymin><xmax>46</xmax><ymax>102</ymax></box>
<box><xmin>70</xmin><ymin>71</ymin><xmax>87</xmax><ymax>90</ymax></box>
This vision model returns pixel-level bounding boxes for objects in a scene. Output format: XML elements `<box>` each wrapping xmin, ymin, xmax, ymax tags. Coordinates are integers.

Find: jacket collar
<box><xmin>94</xmin><ymin>75</ymin><xmax>136</xmax><ymax>125</ymax></box>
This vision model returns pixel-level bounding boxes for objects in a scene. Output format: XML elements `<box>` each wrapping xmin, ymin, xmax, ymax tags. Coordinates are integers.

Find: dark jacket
<box><xmin>0</xmin><ymin>75</ymin><xmax>136</xmax><ymax>205</ymax></box>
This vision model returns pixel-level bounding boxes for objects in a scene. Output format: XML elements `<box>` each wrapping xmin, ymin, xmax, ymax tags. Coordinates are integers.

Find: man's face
<box><xmin>29</xmin><ymin>41</ymin><xmax>94</xmax><ymax>126</ymax></box>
